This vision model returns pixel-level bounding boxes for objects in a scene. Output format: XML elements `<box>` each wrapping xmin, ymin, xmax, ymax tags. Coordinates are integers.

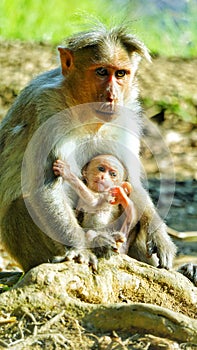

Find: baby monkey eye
<box><xmin>98</xmin><ymin>166</ymin><xmax>105</xmax><ymax>172</ymax></box>
<box><xmin>109</xmin><ymin>171</ymin><xmax>117</xmax><ymax>177</ymax></box>
<box><xmin>96</xmin><ymin>67</ymin><xmax>108</xmax><ymax>77</ymax></box>
<box><xmin>115</xmin><ymin>70</ymin><xmax>126</xmax><ymax>78</ymax></box>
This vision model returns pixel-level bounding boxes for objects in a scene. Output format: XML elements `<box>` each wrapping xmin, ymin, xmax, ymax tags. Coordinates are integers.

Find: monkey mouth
<box><xmin>95</xmin><ymin>103</ymin><xmax>117</xmax><ymax>121</ymax></box>
<box><xmin>95</xmin><ymin>179</ymin><xmax>112</xmax><ymax>192</ymax></box>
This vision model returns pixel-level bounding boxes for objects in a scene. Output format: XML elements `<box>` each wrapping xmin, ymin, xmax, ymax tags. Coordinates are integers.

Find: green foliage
<box><xmin>143</xmin><ymin>97</ymin><xmax>197</xmax><ymax>124</ymax></box>
<box><xmin>0</xmin><ymin>0</ymin><xmax>196</xmax><ymax>57</ymax></box>
<box><xmin>136</xmin><ymin>6</ymin><xmax>197</xmax><ymax>58</ymax></box>
<box><xmin>0</xmin><ymin>0</ymin><xmax>112</xmax><ymax>42</ymax></box>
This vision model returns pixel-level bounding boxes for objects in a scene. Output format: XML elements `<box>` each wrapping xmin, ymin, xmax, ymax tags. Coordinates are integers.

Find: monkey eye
<box><xmin>109</xmin><ymin>171</ymin><xmax>117</xmax><ymax>177</ymax></box>
<box><xmin>98</xmin><ymin>165</ymin><xmax>105</xmax><ymax>172</ymax></box>
<box><xmin>96</xmin><ymin>67</ymin><xmax>108</xmax><ymax>77</ymax></box>
<box><xmin>115</xmin><ymin>70</ymin><xmax>126</xmax><ymax>78</ymax></box>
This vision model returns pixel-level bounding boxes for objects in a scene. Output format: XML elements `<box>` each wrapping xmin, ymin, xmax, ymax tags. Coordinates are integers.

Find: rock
<box><xmin>0</xmin><ymin>255</ymin><xmax>196</xmax><ymax>346</ymax></box>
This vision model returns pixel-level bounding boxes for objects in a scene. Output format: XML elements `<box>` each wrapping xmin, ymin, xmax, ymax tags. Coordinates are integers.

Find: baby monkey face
<box><xmin>83</xmin><ymin>155</ymin><xmax>126</xmax><ymax>192</ymax></box>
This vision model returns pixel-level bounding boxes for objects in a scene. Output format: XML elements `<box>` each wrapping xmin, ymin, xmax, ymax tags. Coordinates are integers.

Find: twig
<box><xmin>167</xmin><ymin>226</ymin><xmax>197</xmax><ymax>241</ymax></box>
<box><xmin>25</xmin><ymin>311</ymin><xmax>38</xmax><ymax>337</ymax></box>
<box><xmin>0</xmin><ymin>316</ymin><xmax>16</xmax><ymax>325</ymax></box>
<box><xmin>39</xmin><ymin>310</ymin><xmax>65</xmax><ymax>333</ymax></box>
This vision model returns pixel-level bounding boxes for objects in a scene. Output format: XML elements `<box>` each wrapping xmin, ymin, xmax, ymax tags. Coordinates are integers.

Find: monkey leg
<box><xmin>1</xmin><ymin>197</ymin><xmax>99</xmax><ymax>272</ymax></box>
<box><xmin>140</xmin><ymin>207</ymin><xmax>177</xmax><ymax>269</ymax></box>
<box><xmin>127</xmin><ymin>216</ymin><xmax>177</xmax><ymax>269</ymax></box>
<box><xmin>145</xmin><ymin>221</ymin><xmax>177</xmax><ymax>269</ymax></box>
<box><xmin>128</xmin><ymin>224</ymin><xmax>159</xmax><ymax>266</ymax></box>
<box><xmin>130</xmin><ymin>187</ymin><xmax>177</xmax><ymax>270</ymax></box>
<box><xmin>1</xmin><ymin>198</ymin><xmax>65</xmax><ymax>272</ymax></box>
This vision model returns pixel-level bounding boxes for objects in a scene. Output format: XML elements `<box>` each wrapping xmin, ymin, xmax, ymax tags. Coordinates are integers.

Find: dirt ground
<box><xmin>0</xmin><ymin>40</ymin><xmax>197</xmax><ymax>349</ymax></box>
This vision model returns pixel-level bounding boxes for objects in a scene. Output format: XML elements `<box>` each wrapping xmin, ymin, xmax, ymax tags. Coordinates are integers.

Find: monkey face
<box><xmin>59</xmin><ymin>45</ymin><xmax>134</xmax><ymax>115</ymax></box>
<box><xmin>82</xmin><ymin>155</ymin><xmax>126</xmax><ymax>192</ymax></box>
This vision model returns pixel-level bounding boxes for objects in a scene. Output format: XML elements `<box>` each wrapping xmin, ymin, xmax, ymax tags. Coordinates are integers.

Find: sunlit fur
<box><xmin>0</xmin><ymin>24</ymin><xmax>176</xmax><ymax>272</ymax></box>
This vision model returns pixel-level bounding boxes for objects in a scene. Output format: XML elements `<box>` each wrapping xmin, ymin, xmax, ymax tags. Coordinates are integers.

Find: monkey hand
<box><xmin>52</xmin><ymin>247</ymin><xmax>98</xmax><ymax>272</ymax></box>
<box><xmin>53</xmin><ymin>159</ymin><xmax>72</xmax><ymax>180</ymax></box>
<box><xmin>88</xmin><ymin>230</ymin><xmax>125</xmax><ymax>258</ymax></box>
<box><xmin>109</xmin><ymin>186</ymin><xmax>131</xmax><ymax>209</ymax></box>
<box><xmin>146</xmin><ymin>223</ymin><xmax>177</xmax><ymax>270</ymax></box>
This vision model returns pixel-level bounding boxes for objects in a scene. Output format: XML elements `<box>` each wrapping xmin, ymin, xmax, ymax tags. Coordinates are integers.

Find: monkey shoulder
<box><xmin>25</xmin><ymin>67</ymin><xmax>65</xmax><ymax>106</ymax></box>
<box><xmin>1</xmin><ymin>68</ymin><xmax>67</xmax><ymax>130</ymax></box>
<box><xmin>28</xmin><ymin>67</ymin><xmax>62</xmax><ymax>90</ymax></box>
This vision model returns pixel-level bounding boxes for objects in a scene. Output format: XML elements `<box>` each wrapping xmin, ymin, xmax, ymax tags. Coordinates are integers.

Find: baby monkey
<box><xmin>53</xmin><ymin>155</ymin><xmax>137</xmax><ymax>257</ymax></box>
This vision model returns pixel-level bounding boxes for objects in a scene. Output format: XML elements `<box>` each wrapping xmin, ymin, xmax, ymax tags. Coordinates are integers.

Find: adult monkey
<box><xmin>0</xmin><ymin>24</ymin><xmax>177</xmax><ymax>273</ymax></box>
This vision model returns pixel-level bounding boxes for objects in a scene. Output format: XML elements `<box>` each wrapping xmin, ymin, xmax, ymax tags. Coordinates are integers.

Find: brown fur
<box><xmin>0</xmin><ymin>24</ymin><xmax>176</xmax><ymax>271</ymax></box>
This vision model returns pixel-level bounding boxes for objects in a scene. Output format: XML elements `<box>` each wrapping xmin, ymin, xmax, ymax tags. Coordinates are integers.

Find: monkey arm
<box><xmin>122</xmin><ymin>199</ymin><xmax>137</xmax><ymax>229</ymax></box>
<box><xmin>63</xmin><ymin>171</ymin><xmax>108</xmax><ymax>208</ymax></box>
<box><xmin>108</xmin><ymin>186</ymin><xmax>137</xmax><ymax>255</ymax></box>
<box><xmin>53</xmin><ymin>159</ymin><xmax>108</xmax><ymax>207</ymax></box>
<box><xmin>109</xmin><ymin>185</ymin><xmax>137</xmax><ymax>234</ymax></box>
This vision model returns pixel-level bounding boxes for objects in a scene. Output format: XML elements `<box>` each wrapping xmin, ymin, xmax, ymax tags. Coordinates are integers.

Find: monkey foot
<box><xmin>178</xmin><ymin>263</ymin><xmax>197</xmax><ymax>287</ymax></box>
<box><xmin>90</xmin><ymin>231</ymin><xmax>122</xmax><ymax>259</ymax></box>
<box><xmin>52</xmin><ymin>248</ymin><xmax>98</xmax><ymax>272</ymax></box>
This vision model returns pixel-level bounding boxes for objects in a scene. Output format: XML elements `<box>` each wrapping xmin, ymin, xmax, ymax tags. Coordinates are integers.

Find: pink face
<box><xmin>83</xmin><ymin>155</ymin><xmax>125</xmax><ymax>192</ymax></box>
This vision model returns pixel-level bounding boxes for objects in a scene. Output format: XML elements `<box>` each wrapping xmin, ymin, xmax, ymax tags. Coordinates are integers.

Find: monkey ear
<box><xmin>81</xmin><ymin>163</ymin><xmax>88</xmax><ymax>180</ymax></box>
<box><xmin>58</xmin><ymin>47</ymin><xmax>74</xmax><ymax>76</ymax></box>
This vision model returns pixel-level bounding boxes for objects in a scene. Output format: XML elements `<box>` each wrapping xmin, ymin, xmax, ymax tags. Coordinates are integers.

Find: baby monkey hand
<box><xmin>53</xmin><ymin>159</ymin><xmax>72</xmax><ymax>180</ymax></box>
<box><xmin>109</xmin><ymin>182</ymin><xmax>132</xmax><ymax>209</ymax></box>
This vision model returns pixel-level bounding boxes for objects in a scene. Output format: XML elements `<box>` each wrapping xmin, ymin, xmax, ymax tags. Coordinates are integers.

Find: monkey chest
<box><xmin>81</xmin><ymin>206</ymin><xmax>121</xmax><ymax>231</ymax></box>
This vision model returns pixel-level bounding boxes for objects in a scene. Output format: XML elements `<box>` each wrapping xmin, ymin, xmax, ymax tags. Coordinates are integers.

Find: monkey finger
<box><xmin>157</xmin><ymin>254</ymin><xmax>168</xmax><ymax>270</ymax></box>
<box><xmin>121</xmin><ymin>182</ymin><xmax>132</xmax><ymax>196</ymax></box>
<box><xmin>110</xmin><ymin>188</ymin><xmax>119</xmax><ymax>196</ymax></box>
<box><xmin>91</xmin><ymin>233</ymin><xmax>118</xmax><ymax>258</ymax></box>
<box><xmin>55</xmin><ymin>159</ymin><xmax>63</xmax><ymax>165</ymax></box>
<box><xmin>74</xmin><ymin>252</ymin><xmax>84</xmax><ymax>264</ymax></box>
<box><xmin>112</xmin><ymin>232</ymin><xmax>126</xmax><ymax>243</ymax></box>
<box><xmin>64</xmin><ymin>249</ymin><xmax>78</xmax><ymax>261</ymax></box>
<box><xmin>75</xmin><ymin>250</ymin><xmax>98</xmax><ymax>271</ymax></box>
<box><xmin>109</xmin><ymin>198</ymin><xmax>118</xmax><ymax>205</ymax></box>
<box><xmin>53</xmin><ymin>161</ymin><xmax>62</xmax><ymax>169</ymax></box>
<box><xmin>53</xmin><ymin>169</ymin><xmax>60</xmax><ymax>176</ymax></box>
<box><xmin>112</xmin><ymin>246</ymin><xmax>119</xmax><ymax>253</ymax></box>
<box><xmin>89</xmin><ymin>254</ymin><xmax>98</xmax><ymax>272</ymax></box>
<box><xmin>51</xmin><ymin>254</ymin><xmax>67</xmax><ymax>264</ymax></box>
<box><xmin>157</xmin><ymin>250</ymin><xmax>173</xmax><ymax>270</ymax></box>
<box><xmin>146</xmin><ymin>239</ymin><xmax>157</xmax><ymax>258</ymax></box>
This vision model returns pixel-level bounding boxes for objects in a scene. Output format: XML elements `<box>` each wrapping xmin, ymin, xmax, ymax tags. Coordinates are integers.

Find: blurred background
<box><xmin>0</xmin><ymin>0</ymin><xmax>196</xmax><ymax>57</ymax></box>
<box><xmin>0</xmin><ymin>0</ymin><xmax>196</xmax><ymax>270</ymax></box>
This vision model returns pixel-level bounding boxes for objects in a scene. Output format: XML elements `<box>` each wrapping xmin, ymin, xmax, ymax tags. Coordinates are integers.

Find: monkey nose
<box><xmin>106</xmin><ymin>95</ymin><xmax>114</xmax><ymax>103</ymax></box>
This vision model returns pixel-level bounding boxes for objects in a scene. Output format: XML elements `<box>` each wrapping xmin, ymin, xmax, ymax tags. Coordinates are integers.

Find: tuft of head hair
<box><xmin>65</xmin><ymin>23</ymin><xmax>151</xmax><ymax>62</ymax></box>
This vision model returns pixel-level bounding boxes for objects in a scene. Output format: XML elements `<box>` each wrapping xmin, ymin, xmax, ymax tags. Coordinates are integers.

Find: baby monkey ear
<box><xmin>58</xmin><ymin>47</ymin><xmax>74</xmax><ymax>76</ymax></box>
<box><xmin>81</xmin><ymin>163</ymin><xmax>89</xmax><ymax>181</ymax></box>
